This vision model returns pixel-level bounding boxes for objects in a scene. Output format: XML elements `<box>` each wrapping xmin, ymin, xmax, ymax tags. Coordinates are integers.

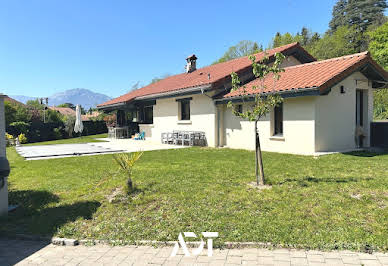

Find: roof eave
<box><xmin>215</xmin><ymin>87</ymin><xmax>320</xmax><ymax>104</ymax></box>
<box><xmin>97</xmin><ymin>84</ymin><xmax>213</xmax><ymax>110</ymax></box>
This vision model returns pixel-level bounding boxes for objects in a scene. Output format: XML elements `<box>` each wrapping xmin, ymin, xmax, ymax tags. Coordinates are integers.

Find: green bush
<box><xmin>53</xmin><ymin>127</ymin><xmax>63</xmax><ymax>140</ymax></box>
<box><xmin>9</xmin><ymin>121</ymin><xmax>30</xmax><ymax>135</ymax></box>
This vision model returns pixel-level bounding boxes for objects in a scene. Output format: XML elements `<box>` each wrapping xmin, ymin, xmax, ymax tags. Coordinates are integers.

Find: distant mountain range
<box><xmin>10</xmin><ymin>88</ymin><xmax>111</xmax><ymax>110</ymax></box>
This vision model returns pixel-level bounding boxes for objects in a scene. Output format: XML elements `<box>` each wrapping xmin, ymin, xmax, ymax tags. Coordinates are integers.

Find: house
<box><xmin>98</xmin><ymin>43</ymin><xmax>388</xmax><ymax>155</ymax></box>
<box><xmin>0</xmin><ymin>94</ymin><xmax>9</xmax><ymax>216</ymax></box>
<box><xmin>48</xmin><ymin>106</ymin><xmax>76</xmax><ymax>116</ymax></box>
<box><xmin>81</xmin><ymin>111</ymin><xmax>101</xmax><ymax>121</ymax></box>
<box><xmin>4</xmin><ymin>96</ymin><xmax>25</xmax><ymax>106</ymax></box>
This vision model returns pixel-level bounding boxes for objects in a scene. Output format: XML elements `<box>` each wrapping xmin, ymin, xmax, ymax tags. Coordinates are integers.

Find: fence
<box><xmin>371</xmin><ymin>121</ymin><xmax>388</xmax><ymax>148</ymax></box>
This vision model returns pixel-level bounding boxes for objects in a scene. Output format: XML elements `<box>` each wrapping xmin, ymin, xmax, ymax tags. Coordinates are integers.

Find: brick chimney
<box><xmin>186</xmin><ymin>54</ymin><xmax>197</xmax><ymax>73</ymax></box>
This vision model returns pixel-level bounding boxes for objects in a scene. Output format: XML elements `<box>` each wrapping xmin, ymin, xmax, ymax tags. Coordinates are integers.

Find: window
<box><xmin>235</xmin><ymin>104</ymin><xmax>243</xmax><ymax>113</ymax></box>
<box><xmin>144</xmin><ymin>106</ymin><xmax>153</xmax><ymax>124</ymax></box>
<box><xmin>274</xmin><ymin>103</ymin><xmax>283</xmax><ymax>136</ymax></box>
<box><xmin>180</xmin><ymin>100</ymin><xmax>190</xmax><ymax>120</ymax></box>
<box><xmin>138</xmin><ymin>105</ymin><xmax>153</xmax><ymax>124</ymax></box>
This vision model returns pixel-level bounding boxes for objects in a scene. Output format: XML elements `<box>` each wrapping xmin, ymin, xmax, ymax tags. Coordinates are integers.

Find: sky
<box><xmin>1</xmin><ymin>0</ymin><xmax>341</xmax><ymax>98</ymax></box>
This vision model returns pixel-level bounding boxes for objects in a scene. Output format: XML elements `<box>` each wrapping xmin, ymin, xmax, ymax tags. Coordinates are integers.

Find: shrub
<box><xmin>53</xmin><ymin>127</ymin><xmax>63</xmax><ymax>140</ymax></box>
<box><xmin>6</xmin><ymin>132</ymin><xmax>14</xmax><ymax>146</ymax></box>
<box><xmin>9</xmin><ymin>121</ymin><xmax>30</xmax><ymax>135</ymax></box>
<box><xmin>18</xmin><ymin>133</ymin><xmax>27</xmax><ymax>144</ymax></box>
<box><xmin>63</xmin><ymin>115</ymin><xmax>76</xmax><ymax>138</ymax></box>
<box><xmin>104</xmin><ymin>114</ymin><xmax>116</xmax><ymax>127</ymax></box>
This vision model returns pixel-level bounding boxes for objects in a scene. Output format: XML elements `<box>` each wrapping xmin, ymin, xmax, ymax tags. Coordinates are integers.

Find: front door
<box><xmin>356</xmin><ymin>89</ymin><xmax>364</xmax><ymax>147</ymax></box>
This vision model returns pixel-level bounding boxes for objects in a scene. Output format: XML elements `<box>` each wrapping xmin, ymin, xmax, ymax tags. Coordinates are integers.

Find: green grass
<box><xmin>1</xmin><ymin>147</ymin><xmax>388</xmax><ymax>251</ymax></box>
<box><xmin>24</xmin><ymin>133</ymin><xmax>108</xmax><ymax>146</ymax></box>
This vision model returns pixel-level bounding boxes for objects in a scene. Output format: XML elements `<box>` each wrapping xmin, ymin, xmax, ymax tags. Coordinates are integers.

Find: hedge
<box><xmin>6</xmin><ymin>121</ymin><xmax>107</xmax><ymax>143</ymax></box>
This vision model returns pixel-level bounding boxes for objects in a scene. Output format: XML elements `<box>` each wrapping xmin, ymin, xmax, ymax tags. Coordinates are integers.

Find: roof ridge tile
<box><xmin>283</xmin><ymin>51</ymin><xmax>369</xmax><ymax>70</ymax></box>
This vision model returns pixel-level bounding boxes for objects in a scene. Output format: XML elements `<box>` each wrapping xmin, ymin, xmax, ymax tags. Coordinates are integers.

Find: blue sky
<box><xmin>1</xmin><ymin>0</ymin><xmax>341</xmax><ymax>98</ymax></box>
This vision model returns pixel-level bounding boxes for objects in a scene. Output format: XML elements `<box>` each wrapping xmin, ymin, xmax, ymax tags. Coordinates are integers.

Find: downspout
<box><xmin>201</xmin><ymin>88</ymin><xmax>220</xmax><ymax>147</ymax></box>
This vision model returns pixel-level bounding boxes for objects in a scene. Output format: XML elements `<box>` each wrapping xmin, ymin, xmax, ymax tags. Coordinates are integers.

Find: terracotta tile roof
<box><xmin>223</xmin><ymin>51</ymin><xmax>388</xmax><ymax>98</ymax></box>
<box><xmin>98</xmin><ymin>42</ymin><xmax>306</xmax><ymax>107</ymax></box>
<box><xmin>81</xmin><ymin>111</ymin><xmax>100</xmax><ymax>121</ymax></box>
<box><xmin>49</xmin><ymin>106</ymin><xmax>76</xmax><ymax>116</ymax></box>
<box><xmin>4</xmin><ymin>96</ymin><xmax>25</xmax><ymax>106</ymax></box>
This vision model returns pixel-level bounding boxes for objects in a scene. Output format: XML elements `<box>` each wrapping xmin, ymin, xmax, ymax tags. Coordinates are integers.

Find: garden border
<box><xmin>1</xmin><ymin>233</ymin><xmax>383</xmax><ymax>254</ymax></box>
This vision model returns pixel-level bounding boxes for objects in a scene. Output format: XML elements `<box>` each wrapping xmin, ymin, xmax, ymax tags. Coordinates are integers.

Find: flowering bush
<box><xmin>104</xmin><ymin>114</ymin><xmax>117</xmax><ymax>127</ymax></box>
<box><xmin>18</xmin><ymin>133</ymin><xmax>28</xmax><ymax>144</ymax></box>
<box><xmin>6</xmin><ymin>133</ymin><xmax>14</xmax><ymax>147</ymax></box>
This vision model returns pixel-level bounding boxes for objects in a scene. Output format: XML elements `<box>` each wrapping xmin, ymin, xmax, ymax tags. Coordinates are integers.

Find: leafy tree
<box><xmin>308</xmin><ymin>26</ymin><xmax>361</xmax><ymax>59</ymax></box>
<box><xmin>57</xmin><ymin>103</ymin><xmax>76</xmax><ymax>109</ymax></box>
<box><xmin>4</xmin><ymin>102</ymin><xmax>17</xmax><ymax>127</ymax></box>
<box><xmin>368</xmin><ymin>21</ymin><xmax>388</xmax><ymax>70</ymax></box>
<box><xmin>227</xmin><ymin>52</ymin><xmax>285</xmax><ymax>186</ymax></box>
<box><xmin>63</xmin><ymin>115</ymin><xmax>76</xmax><ymax>137</ymax></box>
<box><xmin>374</xmin><ymin>89</ymin><xmax>388</xmax><ymax>119</ymax></box>
<box><xmin>213</xmin><ymin>40</ymin><xmax>262</xmax><ymax>64</ymax></box>
<box><xmin>329</xmin><ymin>0</ymin><xmax>387</xmax><ymax>33</ymax></box>
<box><xmin>46</xmin><ymin>109</ymin><xmax>64</xmax><ymax>123</ymax></box>
<box><xmin>4</xmin><ymin>101</ymin><xmax>32</xmax><ymax>127</ymax></box>
<box><xmin>26</xmin><ymin>99</ymin><xmax>44</xmax><ymax>109</ymax></box>
<box><xmin>368</xmin><ymin>22</ymin><xmax>388</xmax><ymax>120</ymax></box>
<box><xmin>346</xmin><ymin>0</ymin><xmax>387</xmax><ymax>32</ymax></box>
<box><xmin>329</xmin><ymin>0</ymin><xmax>348</xmax><ymax>33</ymax></box>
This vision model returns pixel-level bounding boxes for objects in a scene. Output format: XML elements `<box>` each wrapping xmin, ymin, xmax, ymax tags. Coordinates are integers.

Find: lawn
<box><xmin>24</xmin><ymin>133</ymin><xmax>108</xmax><ymax>146</ymax></box>
<box><xmin>1</xmin><ymin>147</ymin><xmax>387</xmax><ymax>251</ymax></box>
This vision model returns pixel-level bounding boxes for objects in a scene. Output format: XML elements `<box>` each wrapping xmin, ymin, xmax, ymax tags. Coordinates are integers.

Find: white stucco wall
<box><xmin>315</xmin><ymin>71</ymin><xmax>373</xmax><ymax>152</ymax></box>
<box><xmin>141</xmin><ymin>93</ymin><xmax>218</xmax><ymax>147</ymax></box>
<box><xmin>223</xmin><ymin>96</ymin><xmax>317</xmax><ymax>155</ymax></box>
<box><xmin>0</xmin><ymin>96</ymin><xmax>8</xmax><ymax>216</ymax></box>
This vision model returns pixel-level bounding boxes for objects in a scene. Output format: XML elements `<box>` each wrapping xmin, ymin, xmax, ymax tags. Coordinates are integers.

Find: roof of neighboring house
<box><xmin>223</xmin><ymin>51</ymin><xmax>388</xmax><ymax>99</ymax></box>
<box><xmin>49</xmin><ymin>106</ymin><xmax>76</xmax><ymax>116</ymax></box>
<box><xmin>98</xmin><ymin>42</ymin><xmax>315</xmax><ymax>108</ymax></box>
<box><xmin>81</xmin><ymin>111</ymin><xmax>100</xmax><ymax>121</ymax></box>
<box><xmin>4</xmin><ymin>96</ymin><xmax>25</xmax><ymax>106</ymax></box>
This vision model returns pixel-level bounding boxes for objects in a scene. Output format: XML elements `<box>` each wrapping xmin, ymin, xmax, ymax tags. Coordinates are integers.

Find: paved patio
<box><xmin>16</xmin><ymin>139</ymin><xmax>187</xmax><ymax>160</ymax></box>
<box><xmin>0</xmin><ymin>239</ymin><xmax>387</xmax><ymax>266</ymax></box>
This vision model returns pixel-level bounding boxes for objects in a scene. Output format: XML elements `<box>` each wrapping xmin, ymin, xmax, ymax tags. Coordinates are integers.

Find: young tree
<box><xmin>227</xmin><ymin>52</ymin><xmax>285</xmax><ymax>186</ymax></box>
<box><xmin>113</xmin><ymin>151</ymin><xmax>143</xmax><ymax>193</ymax></box>
<box><xmin>213</xmin><ymin>40</ymin><xmax>263</xmax><ymax>64</ymax></box>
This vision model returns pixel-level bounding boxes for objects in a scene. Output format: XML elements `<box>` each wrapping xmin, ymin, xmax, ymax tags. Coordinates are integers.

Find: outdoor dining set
<box><xmin>161</xmin><ymin>131</ymin><xmax>206</xmax><ymax>146</ymax></box>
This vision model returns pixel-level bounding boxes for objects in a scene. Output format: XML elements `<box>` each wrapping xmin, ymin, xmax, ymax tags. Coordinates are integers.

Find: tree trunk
<box><xmin>255</xmin><ymin>120</ymin><xmax>265</xmax><ymax>185</ymax></box>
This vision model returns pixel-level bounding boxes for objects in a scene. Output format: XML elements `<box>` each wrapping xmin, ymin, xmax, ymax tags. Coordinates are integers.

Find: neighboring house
<box><xmin>81</xmin><ymin>111</ymin><xmax>100</xmax><ymax>121</ymax></box>
<box><xmin>4</xmin><ymin>96</ymin><xmax>25</xmax><ymax>106</ymax></box>
<box><xmin>49</xmin><ymin>106</ymin><xmax>99</xmax><ymax>121</ymax></box>
<box><xmin>98</xmin><ymin>43</ymin><xmax>388</xmax><ymax>155</ymax></box>
<box><xmin>0</xmin><ymin>94</ymin><xmax>8</xmax><ymax>216</ymax></box>
<box><xmin>49</xmin><ymin>106</ymin><xmax>76</xmax><ymax>116</ymax></box>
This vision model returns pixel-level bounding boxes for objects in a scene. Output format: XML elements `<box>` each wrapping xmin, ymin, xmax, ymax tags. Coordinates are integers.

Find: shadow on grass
<box><xmin>278</xmin><ymin>176</ymin><xmax>371</xmax><ymax>187</ymax></box>
<box><xmin>342</xmin><ymin>148</ymin><xmax>388</xmax><ymax>157</ymax></box>
<box><xmin>0</xmin><ymin>190</ymin><xmax>100</xmax><ymax>266</ymax></box>
<box><xmin>2</xmin><ymin>190</ymin><xmax>100</xmax><ymax>237</ymax></box>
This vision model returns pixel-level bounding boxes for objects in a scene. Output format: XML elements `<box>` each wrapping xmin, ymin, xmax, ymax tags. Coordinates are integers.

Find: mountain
<box><xmin>10</xmin><ymin>88</ymin><xmax>111</xmax><ymax>110</ymax></box>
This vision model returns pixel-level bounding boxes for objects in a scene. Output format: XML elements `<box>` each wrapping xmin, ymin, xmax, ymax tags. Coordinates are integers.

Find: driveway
<box><xmin>0</xmin><ymin>239</ymin><xmax>387</xmax><ymax>266</ymax></box>
<box><xmin>16</xmin><ymin>139</ymin><xmax>188</xmax><ymax>160</ymax></box>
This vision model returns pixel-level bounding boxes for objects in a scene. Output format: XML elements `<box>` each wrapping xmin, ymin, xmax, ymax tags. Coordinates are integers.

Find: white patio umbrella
<box><xmin>74</xmin><ymin>104</ymin><xmax>84</xmax><ymax>134</ymax></box>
